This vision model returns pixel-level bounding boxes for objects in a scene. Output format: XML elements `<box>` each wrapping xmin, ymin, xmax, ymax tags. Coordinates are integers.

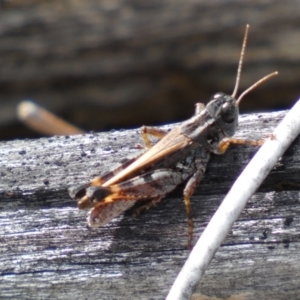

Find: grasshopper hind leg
<box><xmin>87</xmin><ymin>195</ymin><xmax>164</xmax><ymax>228</ymax></box>
<box><xmin>85</xmin><ymin>167</ymin><xmax>193</xmax><ymax>229</ymax></box>
<box><xmin>69</xmin><ymin>155</ymin><xmax>143</xmax><ymax>209</ymax></box>
<box><xmin>131</xmin><ymin>196</ymin><xmax>164</xmax><ymax>217</ymax></box>
<box><xmin>88</xmin><ymin>200</ymin><xmax>136</xmax><ymax>227</ymax></box>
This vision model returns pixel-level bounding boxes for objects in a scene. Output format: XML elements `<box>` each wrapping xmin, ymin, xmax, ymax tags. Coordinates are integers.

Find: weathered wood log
<box><xmin>0</xmin><ymin>0</ymin><xmax>299</xmax><ymax>139</ymax></box>
<box><xmin>1</xmin><ymin>109</ymin><xmax>300</xmax><ymax>299</ymax></box>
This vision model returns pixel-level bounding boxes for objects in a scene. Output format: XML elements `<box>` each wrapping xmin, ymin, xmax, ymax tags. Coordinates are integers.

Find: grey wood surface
<box><xmin>1</xmin><ymin>109</ymin><xmax>300</xmax><ymax>299</ymax></box>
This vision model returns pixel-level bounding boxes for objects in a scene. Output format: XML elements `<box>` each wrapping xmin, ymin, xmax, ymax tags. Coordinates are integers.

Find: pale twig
<box><xmin>166</xmin><ymin>99</ymin><xmax>300</xmax><ymax>300</ymax></box>
<box><xmin>17</xmin><ymin>101</ymin><xmax>84</xmax><ymax>135</ymax></box>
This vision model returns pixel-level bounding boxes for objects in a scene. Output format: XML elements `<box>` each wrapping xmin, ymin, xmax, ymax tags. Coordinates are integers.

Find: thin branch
<box><xmin>17</xmin><ymin>100</ymin><xmax>84</xmax><ymax>135</ymax></box>
<box><xmin>166</xmin><ymin>99</ymin><xmax>300</xmax><ymax>300</ymax></box>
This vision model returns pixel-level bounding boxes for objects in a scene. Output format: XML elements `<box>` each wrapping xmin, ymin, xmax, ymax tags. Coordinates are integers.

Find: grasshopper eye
<box><xmin>221</xmin><ymin>102</ymin><xmax>236</xmax><ymax>123</ymax></box>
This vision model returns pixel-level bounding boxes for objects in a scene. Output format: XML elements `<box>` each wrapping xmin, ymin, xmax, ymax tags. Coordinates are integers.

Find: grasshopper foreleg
<box><xmin>183</xmin><ymin>163</ymin><xmax>207</xmax><ymax>248</ymax></box>
<box><xmin>216</xmin><ymin>137</ymin><xmax>264</xmax><ymax>154</ymax></box>
<box><xmin>141</xmin><ymin>126</ymin><xmax>168</xmax><ymax>149</ymax></box>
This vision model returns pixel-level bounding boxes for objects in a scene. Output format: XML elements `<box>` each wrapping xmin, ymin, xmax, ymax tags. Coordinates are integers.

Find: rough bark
<box><xmin>1</xmin><ymin>110</ymin><xmax>300</xmax><ymax>299</ymax></box>
<box><xmin>0</xmin><ymin>0</ymin><xmax>299</xmax><ymax>139</ymax></box>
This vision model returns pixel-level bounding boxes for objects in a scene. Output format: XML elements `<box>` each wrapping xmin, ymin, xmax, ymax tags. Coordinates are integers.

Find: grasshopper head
<box><xmin>206</xmin><ymin>92</ymin><xmax>239</xmax><ymax>137</ymax></box>
<box><xmin>204</xmin><ymin>25</ymin><xmax>277</xmax><ymax>138</ymax></box>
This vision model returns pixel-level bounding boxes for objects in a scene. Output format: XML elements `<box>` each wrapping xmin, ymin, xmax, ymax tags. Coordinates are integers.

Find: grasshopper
<box><xmin>69</xmin><ymin>25</ymin><xmax>277</xmax><ymax>247</ymax></box>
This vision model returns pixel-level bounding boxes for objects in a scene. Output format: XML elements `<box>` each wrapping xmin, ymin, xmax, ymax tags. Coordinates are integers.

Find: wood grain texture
<box><xmin>0</xmin><ymin>0</ymin><xmax>299</xmax><ymax>139</ymax></box>
<box><xmin>1</xmin><ymin>109</ymin><xmax>300</xmax><ymax>299</ymax></box>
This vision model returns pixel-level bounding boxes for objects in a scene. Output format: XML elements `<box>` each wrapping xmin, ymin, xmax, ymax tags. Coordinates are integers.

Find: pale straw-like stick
<box><xmin>166</xmin><ymin>99</ymin><xmax>300</xmax><ymax>300</ymax></box>
<box><xmin>17</xmin><ymin>100</ymin><xmax>84</xmax><ymax>135</ymax></box>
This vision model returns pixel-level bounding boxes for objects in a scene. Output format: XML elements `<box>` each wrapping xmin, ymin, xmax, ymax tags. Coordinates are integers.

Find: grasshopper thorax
<box><xmin>180</xmin><ymin>92</ymin><xmax>239</xmax><ymax>145</ymax></box>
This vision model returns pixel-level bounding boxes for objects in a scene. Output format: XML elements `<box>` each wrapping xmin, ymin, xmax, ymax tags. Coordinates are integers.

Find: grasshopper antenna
<box><xmin>236</xmin><ymin>71</ymin><xmax>278</xmax><ymax>104</ymax></box>
<box><xmin>231</xmin><ymin>24</ymin><xmax>250</xmax><ymax>99</ymax></box>
<box><xmin>231</xmin><ymin>24</ymin><xmax>278</xmax><ymax>104</ymax></box>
